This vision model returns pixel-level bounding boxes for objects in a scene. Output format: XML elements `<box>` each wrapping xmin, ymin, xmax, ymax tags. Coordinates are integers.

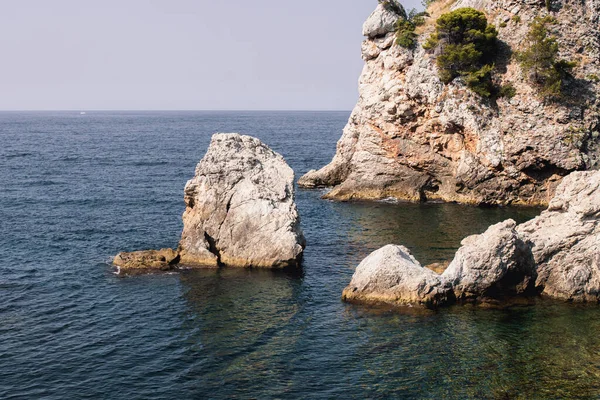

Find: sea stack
<box><xmin>178</xmin><ymin>133</ymin><xmax>305</xmax><ymax>269</ymax></box>
<box><xmin>299</xmin><ymin>0</ymin><xmax>600</xmax><ymax>206</ymax></box>
<box><xmin>113</xmin><ymin>133</ymin><xmax>305</xmax><ymax>274</ymax></box>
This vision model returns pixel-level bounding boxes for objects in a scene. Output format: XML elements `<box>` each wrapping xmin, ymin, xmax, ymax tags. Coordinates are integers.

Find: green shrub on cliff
<box><xmin>396</xmin><ymin>9</ymin><xmax>429</xmax><ymax>49</ymax></box>
<box><xmin>517</xmin><ymin>16</ymin><xmax>576</xmax><ymax>97</ymax></box>
<box><xmin>498</xmin><ymin>83</ymin><xmax>517</xmax><ymax>98</ymax></box>
<box><xmin>423</xmin><ymin>8</ymin><xmax>498</xmax><ymax>97</ymax></box>
<box><xmin>587</xmin><ymin>74</ymin><xmax>600</xmax><ymax>82</ymax></box>
<box><xmin>464</xmin><ymin>64</ymin><xmax>495</xmax><ymax>97</ymax></box>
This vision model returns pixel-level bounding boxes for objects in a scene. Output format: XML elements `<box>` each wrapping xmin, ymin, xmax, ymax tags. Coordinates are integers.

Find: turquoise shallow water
<box><xmin>1</xmin><ymin>111</ymin><xmax>599</xmax><ymax>399</ymax></box>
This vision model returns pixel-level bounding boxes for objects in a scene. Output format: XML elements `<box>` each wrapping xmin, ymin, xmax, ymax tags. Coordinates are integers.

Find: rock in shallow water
<box><xmin>442</xmin><ymin>220</ymin><xmax>537</xmax><ymax>302</ymax></box>
<box><xmin>113</xmin><ymin>133</ymin><xmax>305</xmax><ymax>273</ymax></box>
<box><xmin>342</xmin><ymin>221</ymin><xmax>538</xmax><ymax>308</ymax></box>
<box><xmin>342</xmin><ymin>244</ymin><xmax>453</xmax><ymax>308</ymax></box>
<box><xmin>113</xmin><ymin>248</ymin><xmax>180</xmax><ymax>273</ymax></box>
<box><xmin>343</xmin><ymin>171</ymin><xmax>600</xmax><ymax>308</ymax></box>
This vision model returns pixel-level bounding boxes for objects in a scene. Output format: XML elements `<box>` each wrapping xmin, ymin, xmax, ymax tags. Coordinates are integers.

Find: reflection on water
<box><xmin>177</xmin><ymin>265</ymin><xmax>600</xmax><ymax>398</ymax></box>
<box><xmin>332</xmin><ymin>200</ymin><xmax>541</xmax><ymax>266</ymax></box>
<box><xmin>177</xmin><ymin>268</ymin><xmax>307</xmax><ymax>396</ymax></box>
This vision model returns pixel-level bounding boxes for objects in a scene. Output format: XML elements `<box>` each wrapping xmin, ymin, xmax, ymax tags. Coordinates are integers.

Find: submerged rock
<box><xmin>342</xmin><ymin>244</ymin><xmax>453</xmax><ymax>308</ymax></box>
<box><xmin>113</xmin><ymin>248</ymin><xmax>180</xmax><ymax>274</ymax></box>
<box><xmin>442</xmin><ymin>220</ymin><xmax>537</xmax><ymax>302</ymax></box>
<box><xmin>113</xmin><ymin>133</ymin><xmax>305</xmax><ymax>273</ymax></box>
<box><xmin>179</xmin><ymin>133</ymin><xmax>305</xmax><ymax>268</ymax></box>
<box><xmin>517</xmin><ymin>171</ymin><xmax>600</xmax><ymax>302</ymax></box>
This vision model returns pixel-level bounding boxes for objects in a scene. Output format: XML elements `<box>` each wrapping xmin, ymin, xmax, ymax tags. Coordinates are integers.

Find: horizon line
<box><xmin>0</xmin><ymin>109</ymin><xmax>353</xmax><ymax>112</ymax></box>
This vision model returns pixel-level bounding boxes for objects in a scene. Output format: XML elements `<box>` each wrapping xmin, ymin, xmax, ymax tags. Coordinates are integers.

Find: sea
<box><xmin>1</xmin><ymin>111</ymin><xmax>599</xmax><ymax>399</ymax></box>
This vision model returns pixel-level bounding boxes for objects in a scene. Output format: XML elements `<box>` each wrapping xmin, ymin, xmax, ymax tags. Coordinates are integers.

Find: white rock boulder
<box><xmin>113</xmin><ymin>133</ymin><xmax>305</xmax><ymax>273</ymax></box>
<box><xmin>442</xmin><ymin>220</ymin><xmax>537</xmax><ymax>302</ymax></box>
<box><xmin>342</xmin><ymin>221</ymin><xmax>537</xmax><ymax>309</ymax></box>
<box><xmin>342</xmin><ymin>244</ymin><xmax>453</xmax><ymax>308</ymax></box>
<box><xmin>362</xmin><ymin>3</ymin><xmax>402</xmax><ymax>39</ymax></box>
<box><xmin>342</xmin><ymin>171</ymin><xmax>600</xmax><ymax>308</ymax></box>
<box><xmin>178</xmin><ymin>133</ymin><xmax>305</xmax><ymax>269</ymax></box>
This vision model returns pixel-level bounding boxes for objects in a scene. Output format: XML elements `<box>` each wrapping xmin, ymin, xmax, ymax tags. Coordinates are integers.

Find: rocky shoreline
<box><xmin>111</xmin><ymin>1</ymin><xmax>600</xmax><ymax>313</ymax></box>
<box><xmin>343</xmin><ymin>170</ymin><xmax>600</xmax><ymax>308</ymax></box>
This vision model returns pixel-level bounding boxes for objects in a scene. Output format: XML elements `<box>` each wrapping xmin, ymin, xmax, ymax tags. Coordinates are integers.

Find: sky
<box><xmin>0</xmin><ymin>0</ymin><xmax>422</xmax><ymax>110</ymax></box>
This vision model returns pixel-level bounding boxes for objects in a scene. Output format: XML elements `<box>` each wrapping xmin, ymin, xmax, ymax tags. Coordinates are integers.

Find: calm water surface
<box><xmin>1</xmin><ymin>111</ymin><xmax>599</xmax><ymax>399</ymax></box>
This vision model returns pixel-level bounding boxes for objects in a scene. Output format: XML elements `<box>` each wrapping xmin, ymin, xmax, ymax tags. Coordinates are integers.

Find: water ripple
<box><xmin>0</xmin><ymin>111</ymin><xmax>597</xmax><ymax>399</ymax></box>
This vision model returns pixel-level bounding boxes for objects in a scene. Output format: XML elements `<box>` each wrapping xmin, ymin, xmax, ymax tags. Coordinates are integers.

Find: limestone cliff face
<box><xmin>299</xmin><ymin>0</ymin><xmax>600</xmax><ymax>205</ymax></box>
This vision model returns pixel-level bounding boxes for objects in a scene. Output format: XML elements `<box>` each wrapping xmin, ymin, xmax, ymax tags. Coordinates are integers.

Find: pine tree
<box><xmin>518</xmin><ymin>16</ymin><xmax>576</xmax><ymax>97</ymax></box>
<box><xmin>423</xmin><ymin>8</ymin><xmax>498</xmax><ymax>96</ymax></box>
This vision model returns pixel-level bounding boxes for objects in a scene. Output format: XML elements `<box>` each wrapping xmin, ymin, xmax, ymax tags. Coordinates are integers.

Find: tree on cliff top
<box><xmin>423</xmin><ymin>7</ymin><xmax>498</xmax><ymax>97</ymax></box>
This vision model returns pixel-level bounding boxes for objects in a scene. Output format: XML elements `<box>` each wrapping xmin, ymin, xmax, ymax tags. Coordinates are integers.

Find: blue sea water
<box><xmin>1</xmin><ymin>111</ymin><xmax>600</xmax><ymax>399</ymax></box>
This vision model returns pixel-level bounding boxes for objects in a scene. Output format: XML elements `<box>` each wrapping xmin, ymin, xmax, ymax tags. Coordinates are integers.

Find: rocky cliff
<box><xmin>299</xmin><ymin>0</ymin><xmax>600</xmax><ymax>205</ymax></box>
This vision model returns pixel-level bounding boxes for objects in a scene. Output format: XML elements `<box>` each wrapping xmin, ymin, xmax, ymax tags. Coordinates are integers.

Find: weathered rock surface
<box><xmin>342</xmin><ymin>221</ymin><xmax>536</xmax><ymax>308</ymax></box>
<box><xmin>342</xmin><ymin>244</ymin><xmax>453</xmax><ymax>308</ymax></box>
<box><xmin>517</xmin><ymin>171</ymin><xmax>600</xmax><ymax>301</ymax></box>
<box><xmin>113</xmin><ymin>248</ymin><xmax>180</xmax><ymax>274</ymax></box>
<box><xmin>179</xmin><ymin>133</ymin><xmax>305</xmax><ymax>268</ymax></box>
<box><xmin>362</xmin><ymin>3</ymin><xmax>402</xmax><ymax>38</ymax></box>
<box><xmin>343</xmin><ymin>170</ymin><xmax>600</xmax><ymax>308</ymax></box>
<box><xmin>442</xmin><ymin>220</ymin><xmax>537</xmax><ymax>301</ymax></box>
<box><xmin>113</xmin><ymin>133</ymin><xmax>305</xmax><ymax>273</ymax></box>
<box><xmin>299</xmin><ymin>0</ymin><xmax>600</xmax><ymax>206</ymax></box>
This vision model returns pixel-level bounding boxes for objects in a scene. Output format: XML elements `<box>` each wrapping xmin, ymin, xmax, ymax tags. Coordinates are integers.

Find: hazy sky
<box><xmin>0</xmin><ymin>0</ymin><xmax>422</xmax><ymax>110</ymax></box>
